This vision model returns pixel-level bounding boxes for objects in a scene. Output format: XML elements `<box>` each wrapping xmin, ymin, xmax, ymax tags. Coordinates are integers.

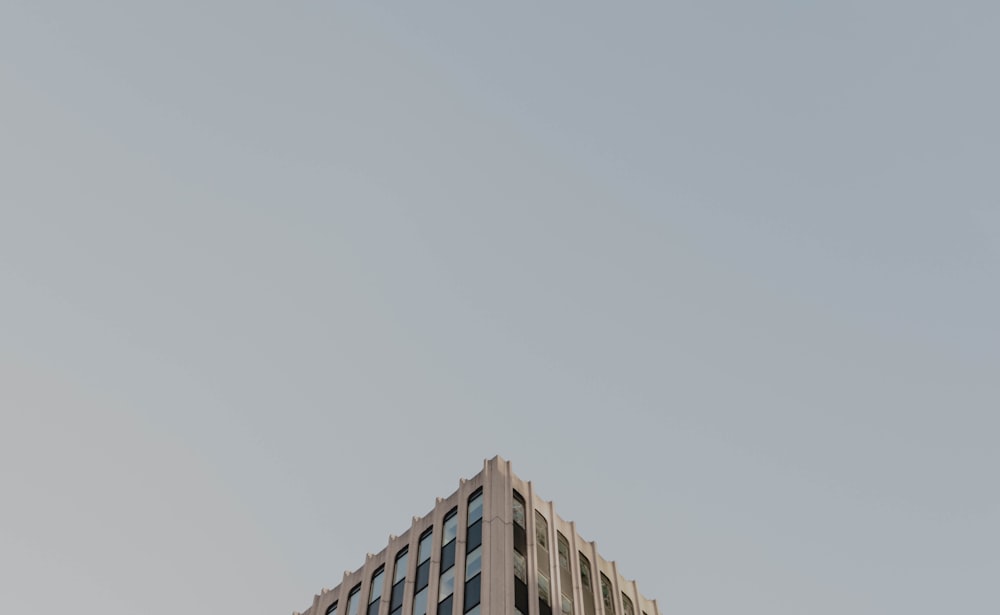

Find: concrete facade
<box><xmin>294</xmin><ymin>457</ymin><xmax>661</xmax><ymax>615</ymax></box>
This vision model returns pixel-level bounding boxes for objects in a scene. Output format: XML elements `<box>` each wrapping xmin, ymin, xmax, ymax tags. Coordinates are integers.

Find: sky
<box><xmin>1</xmin><ymin>2</ymin><xmax>997</xmax><ymax>614</ymax></box>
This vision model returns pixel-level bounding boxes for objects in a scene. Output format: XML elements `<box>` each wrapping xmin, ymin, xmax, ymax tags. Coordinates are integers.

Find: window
<box><xmin>579</xmin><ymin>554</ymin><xmax>596</xmax><ymax>615</ymax></box>
<box><xmin>557</xmin><ymin>534</ymin><xmax>570</xmax><ymax>571</ymax></box>
<box><xmin>468</xmin><ymin>490</ymin><xmax>483</xmax><ymax>525</ymax></box>
<box><xmin>538</xmin><ymin>572</ymin><xmax>551</xmax><ymax>604</ymax></box>
<box><xmin>600</xmin><ymin>574</ymin><xmax>615</xmax><ymax>615</ymax></box>
<box><xmin>535</xmin><ymin>512</ymin><xmax>553</xmax><ymax>615</ymax></box>
<box><xmin>439</xmin><ymin>508</ymin><xmax>459</xmax><ymax>615</ymax></box>
<box><xmin>621</xmin><ymin>594</ymin><xmax>633</xmax><ymax>615</ymax></box>
<box><xmin>579</xmin><ymin>555</ymin><xmax>592</xmax><ymax>592</ymax></box>
<box><xmin>443</xmin><ymin>509</ymin><xmax>459</xmax><ymax>545</ymax></box>
<box><xmin>413</xmin><ymin>588</ymin><xmax>429</xmax><ymax>615</ymax></box>
<box><xmin>347</xmin><ymin>585</ymin><xmax>362</xmax><ymax>615</ymax></box>
<box><xmin>414</xmin><ymin>529</ymin><xmax>433</xmax><ymax>615</ymax></box>
<box><xmin>327</xmin><ymin>603</ymin><xmax>338</xmax><ymax>615</ymax></box>
<box><xmin>513</xmin><ymin>497</ymin><xmax>525</xmax><ymax>527</ymax></box>
<box><xmin>512</xmin><ymin>491</ymin><xmax>529</xmax><ymax>615</ymax></box>
<box><xmin>368</xmin><ymin>568</ymin><xmax>385</xmax><ymax>615</ymax></box>
<box><xmin>466</xmin><ymin>490</ymin><xmax>483</xmax><ymax>554</ymax></box>
<box><xmin>557</xmin><ymin>533</ymin><xmax>573</xmax><ymax>615</ymax></box>
<box><xmin>535</xmin><ymin>511</ymin><xmax>549</xmax><ymax>550</ymax></box>
<box><xmin>416</xmin><ymin>529</ymin><xmax>433</xmax><ymax>591</ymax></box>
<box><xmin>394</xmin><ymin>548</ymin><xmax>409</xmax><ymax>584</ymax></box>
<box><xmin>516</xmin><ymin>551</ymin><xmax>531</xmax><ymax>583</ymax></box>
<box><xmin>465</xmin><ymin>489</ymin><xmax>484</xmax><ymax>614</ymax></box>
<box><xmin>463</xmin><ymin>577</ymin><xmax>481</xmax><ymax>615</ymax></box>
<box><xmin>441</xmin><ymin>509</ymin><xmax>458</xmax><ymax>572</ymax></box>
<box><xmin>439</xmin><ymin>567</ymin><xmax>456</xmax><ymax>600</ymax></box>
<box><xmin>466</xmin><ymin>546</ymin><xmax>482</xmax><ymax>579</ymax></box>
<box><xmin>390</xmin><ymin>548</ymin><xmax>408</xmax><ymax>615</ymax></box>
<box><xmin>418</xmin><ymin>530</ymin><xmax>434</xmax><ymax>563</ymax></box>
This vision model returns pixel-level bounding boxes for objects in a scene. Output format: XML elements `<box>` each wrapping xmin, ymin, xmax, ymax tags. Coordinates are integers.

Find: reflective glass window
<box><xmin>413</xmin><ymin>588</ymin><xmax>428</xmax><ymax>615</ymax></box>
<box><xmin>393</xmin><ymin>549</ymin><xmax>409</xmax><ymax>584</ymax></box>
<box><xmin>438</xmin><ymin>567</ymin><xmax>456</xmax><ymax>600</ymax></box>
<box><xmin>538</xmin><ymin>572</ymin><xmax>551</xmax><ymax>605</ymax></box>
<box><xmin>467</xmin><ymin>490</ymin><xmax>483</xmax><ymax>525</ymax></box>
<box><xmin>579</xmin><ymin>555</ymin><xmax>592</xmax><ymax>591</ymax></box>
<box><xmin>327</xmin><ymin>603</ymin><xmax>338</xmax><ymax>615</ymax></box>
<box><xmin>370</xmin><ymin>568</ymin><xmax>385</xmax><ymax>605</ymax></box>
<box><xmin>600</xmin><ymin>574</ymin><xmax>615</xmax><ymax>615</ymax></box>
<box><xmin>557</xmin><ymin>534</ymin><xmax>570</xmax><ymax>571</ymax></box>
<box><xmin>512</xmin><ymin>493</ymin><xmax>526</xmax><ymax>528</ymax></box>
<box><xmin>621</xmin><ymin>594</ymin><xmax>633</xmax><ymax>615</ymax></box>
<box><xmin>535</xmin><ymin>512</ymin><xmax>549</xmax><ymax>550</ymax></box>
<box><xmin>347</xmin><ymin>585</ymin><xmax>362</xmax><ymax>615</ymax></box>
<box><xmin>514</xmin><ymin>550</ymin><xmax>527</xmax><ymax>583</ymax></box>
<box><xmin>465</xmin><ymin>546</ymin><xmax>482</xmax><ymax>579</ymax></box>
<box><xmin>418</xmin><ymin>530</ymin><xmax>433</xmax><ymax>563</ymax></box>
<box><xmin>443</xmin><ymin>509</ymin><xmax>459</xmax><ymax>545</ymax></box>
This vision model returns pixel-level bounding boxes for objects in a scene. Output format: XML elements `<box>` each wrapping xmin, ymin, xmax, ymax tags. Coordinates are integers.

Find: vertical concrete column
<box><xmin>483</xmin><ymin>456</ymin><xmax>514</xmax><ymax>615</ymax></box>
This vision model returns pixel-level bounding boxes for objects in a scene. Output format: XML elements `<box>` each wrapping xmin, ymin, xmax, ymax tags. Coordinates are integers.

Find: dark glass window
<box><xmin>466</xmin><ymin>520</ymin><xmax>482</xmax><ymax>552</ymax></box>
<box><xmin>347</xmin><ymin>585</ymin><xmax>362</xmax><ymax>615</ymax></box>
<box><xmin>515</xmin><ymin>575</ymin><xmax>529</xmax><ymax>615</ymax></box>
<box><xmin>463</xmin><ymin>574</ymin><xmax>482</xmax><ymax>612</ymax></box>
<box><xmin>512</xmin><ymin>490</ymin><xmax>529</xmax><ymax>615</ymax></box>
<box><xmin>441</xmin><ymin>540</ymin><xmax>456</xmax><ymax>572</ymax></box>
<box><xmin>621</xmin><ymin>594</ymin><xmax>634</xmax><ymax>615</ymax></box>
<box><xmin>327</xmin><ymin>603</ymin><xmax>338</xmax><ymax>615</ymax></box>
<box><xmin>390</xmin><ymin>584</ymin><xmax>405</xmax><ymax>615</ymax></box>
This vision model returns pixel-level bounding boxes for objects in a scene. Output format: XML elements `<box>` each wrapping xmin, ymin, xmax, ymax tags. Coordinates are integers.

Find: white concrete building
<box><xmin>295</xmin><ymin>457</ymin><xmax>661</xmax><ymax>615</ymax></box>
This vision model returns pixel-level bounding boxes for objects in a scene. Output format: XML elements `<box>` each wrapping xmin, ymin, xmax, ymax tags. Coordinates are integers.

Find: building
<box><xmin>294</xmin><ymin>456</ymin><xmax>661</xmax><ymax>615</ymax></box>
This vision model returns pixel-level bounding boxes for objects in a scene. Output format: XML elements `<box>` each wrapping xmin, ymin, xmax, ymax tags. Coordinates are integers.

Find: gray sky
<box><xmin>1</xmin><ymin>2</ymin><xmax>997</xmax><ymax>614</ymax></box>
